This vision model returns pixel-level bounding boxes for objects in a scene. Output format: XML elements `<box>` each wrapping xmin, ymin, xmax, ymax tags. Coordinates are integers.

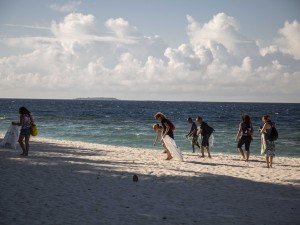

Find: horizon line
<box><xmin>0</xmin><ymin>97</ymin><xmax>299</xmax><ymax>104</ymax></box>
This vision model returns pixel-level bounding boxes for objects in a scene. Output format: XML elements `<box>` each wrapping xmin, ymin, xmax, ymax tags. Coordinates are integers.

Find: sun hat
<box><xmin>154</xmin><ymin>112</ymin><xmax>165</xmax><ymax>119</ymax></box>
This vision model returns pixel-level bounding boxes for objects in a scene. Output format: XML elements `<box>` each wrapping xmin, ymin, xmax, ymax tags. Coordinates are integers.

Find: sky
<box><xmin>0</xmin><ymin>0</ymin><xmax>300</xmax><ymax>102</ymax></box>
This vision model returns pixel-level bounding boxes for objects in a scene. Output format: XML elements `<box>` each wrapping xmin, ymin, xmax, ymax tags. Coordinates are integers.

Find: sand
<box><xmin>0</xmin><ymin>137</ymin><xmax>299</xmax><ymax>225</ymax></box>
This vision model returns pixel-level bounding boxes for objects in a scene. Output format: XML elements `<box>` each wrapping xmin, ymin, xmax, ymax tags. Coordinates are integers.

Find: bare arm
<box><xmin>235</xmin><ymin>125</ymin><xmax>242</xmax><ymax>142</ymax></box>
<box><xmin>260</xmin><ymin>122</ymin><xmax>270</xmax><ymax>134</ymax></box>
<box><xmin>153</xmin><ymin>130</ymin><xmax>160</xmax><ymax>145</ymax></box>
<box><xmin>12</xmin><ymin>115</ymin><xmax>23</xmax><ymax>126</ymax></box>
<box><xmin>187</xmin><ymin>127</ymin><xmax>197</xmax><ymax>137</ymax></box>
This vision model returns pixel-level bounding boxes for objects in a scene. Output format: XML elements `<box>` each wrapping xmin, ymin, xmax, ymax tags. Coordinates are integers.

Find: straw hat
<box><xmin>154</xmin><ymin>112</ymin><xmax>165</xmax><ymax>119</ymax></box>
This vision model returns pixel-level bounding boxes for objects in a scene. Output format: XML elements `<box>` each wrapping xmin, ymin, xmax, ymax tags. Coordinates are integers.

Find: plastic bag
<box><xmin>209</xmin><ymin>134</ymin><xmax>214</xmax><ymax>147</ymax></box>
<box><xmin>261</xmin><ymin>133</ymin><xmax>266</xmax><ymax>155</ymax></box>
<box><xmin>0</xmin><ymin>125</ymin><xmax>19</xmax><ymax>149</ymax></box>
<box><xmin>31</xmin><ymin>123</ymin><xmax>38</xmax><ymax>136</ymax></box>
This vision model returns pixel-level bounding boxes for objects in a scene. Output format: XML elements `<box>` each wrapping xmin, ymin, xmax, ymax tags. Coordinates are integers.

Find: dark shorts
<box><xmin>237</xmin><ymin>136</ymin><xmax>252</xmax><ymax>151</ymax></box>
<box><xmin>191</xmin><ymin>136</ymin><xmax>199</xmax><ymax>146</ymax></box>
<box><xmin>201</xmin><ymin>134</ymin><xmax>210</xmax><ymax>147</ymax></box>
<box><xmin>20</xmin><ymin>127</ymin><xmax>31</xmax><ymax>136</ymax></box>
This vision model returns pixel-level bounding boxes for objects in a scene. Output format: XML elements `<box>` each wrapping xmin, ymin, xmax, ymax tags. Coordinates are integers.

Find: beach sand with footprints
<box><xmin>1</xmin><ymin>137</ymin><xmax>299</xmax><ymax>225</ymax></box>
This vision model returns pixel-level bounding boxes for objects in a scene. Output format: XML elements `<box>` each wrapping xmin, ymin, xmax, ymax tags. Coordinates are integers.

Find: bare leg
<box><xmin>206</xmin><ymin>147</ymin><xmax>212</xmax><ymax>158</ymax></box>
<box><xmin>238</xmin><ymin>148</ymin><xmax>246</xmax><ymax>160</ymax></box>
<box><xmin>192</xmin><ymin>145</ymin><xmax>195</xmax><ymax>153</ymax></box>
<box><xmin>269</xmin><ymin>156</ymin><xmax>273</xmax><ymax>168</ymax></box>
<box><xmin>18</xmin><ymin>135</ymin><xmax>26</xmax><ymax>155</ymax></box>
<box><xmin>196</xmin><ymin>143</ymin><xmax>201</xmax><ymax>154</ymax></box>
<box><xmin>200</xmin><ymin>146</ymin><xmax>204</xmax><ymax>157</ymax></box>
<box><xmin>265</xmin><ymin>156</ymin><xmax>270</xmax><ymax>168</ymax></box>
<box><xmin>162</xmin><ymin>143</ymin><xmax>167</xmax><ymax>153</ymax></box>
<box><xmin>245</xmin><ymin>151</ymin><xmax>250</xmax><ymax>162</ymax></box>
<box><xmin>165</xmin><ymin>149</ymin><xmax>173</xmax><ymax>160</ymax></box>
<box><xmin>24</xmin><ymin>134</ymin><xmax>30</xmax><ymax>156</ymax></box>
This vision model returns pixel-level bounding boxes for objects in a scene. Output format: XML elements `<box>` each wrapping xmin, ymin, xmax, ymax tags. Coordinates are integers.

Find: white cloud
<box><xmin>276</xmin><ymin>20</ymin><xmax>300</xmax><ymax>60</ymax></box>
<box><xmin>260</xmin><ymin>20</ymin><xmax>300</xmax><ymax>60</ymax></box>
<box><xmin>50</xmin><ymin>1</ymin><xmax>82</xmax><ymax>13</ymax></box>
<box><xmin>0</xmin><ymin>12</ymin><xmax>299</xmax><ymax>102</ymax></box>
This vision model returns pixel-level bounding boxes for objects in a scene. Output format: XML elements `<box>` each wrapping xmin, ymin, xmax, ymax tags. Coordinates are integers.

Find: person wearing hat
<box><xmin>186</xmin><ymin>117</ymin><xmax>201</xmax><ymax>153</ymax></box>
<box><xmin>154</xmin><ymin>112</ymin><xmax>174</xmax><ymax>160</ymax></box>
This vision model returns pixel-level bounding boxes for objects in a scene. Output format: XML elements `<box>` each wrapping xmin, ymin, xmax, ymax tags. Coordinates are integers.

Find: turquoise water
<box><xmin>0</xmin><ymin>99</ymin><xmax>299</xmax><ymax>157</ymax></box>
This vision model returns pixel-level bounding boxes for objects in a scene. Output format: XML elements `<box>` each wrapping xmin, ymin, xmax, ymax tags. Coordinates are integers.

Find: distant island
<box><xmin>74</xmin><ymin>97</ymin><xmax>119</xmax><ymax>101</ymax></box>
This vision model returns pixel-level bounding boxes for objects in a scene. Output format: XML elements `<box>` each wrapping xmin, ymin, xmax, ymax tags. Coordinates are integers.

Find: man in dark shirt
<box><xmin>196</xmin><ymin>116</ymin><xmax>214</xmax><ymax>158</ymax></box>
<box><xmin>186</xmin><ymin>117</ymin><xmax>201</xmax><ymax>153</ymax></box>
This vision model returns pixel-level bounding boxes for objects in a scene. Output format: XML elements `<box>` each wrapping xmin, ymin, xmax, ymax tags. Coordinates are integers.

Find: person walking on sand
<box><xmin>195</xmin><ymin>116</ymin><xmax>214</xmax><ymax>158</ymax></box>
<box><xmin>154</xmin><ymin>112</ymin><xmax>175</xmax><ymax>160</ymax></box>
<box><xmin>260</xmin><ymin>115</ymin><xmax>276</xmax><ymax>168</ymax></box>
<box><xmin>235</xmin><ymin>114</ymin><xmax>253</xmax><ymax>162</ymax></box>
<box><xmin>12</xmin><ymin>106</ymin><xmax>34</xmax><ymax>156</ymax></box>
<box><xmin>153</xmin><ymin>123</ymin><xmax>168</xmax><ymax>153</ymax></box>
<box><xmin>186</xmin><ymin>117</ymin><xmax>201</xmax><ymax>153</ymax></box>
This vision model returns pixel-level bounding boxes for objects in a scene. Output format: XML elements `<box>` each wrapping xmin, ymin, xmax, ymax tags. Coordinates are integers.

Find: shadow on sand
<box><xmin>0</xmin><ymin>140</ymin><xmax>299</xmax><ymax>225</ymax></box>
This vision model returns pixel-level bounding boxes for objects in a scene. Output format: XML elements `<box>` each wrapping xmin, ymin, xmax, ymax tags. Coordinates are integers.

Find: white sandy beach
<box><xmin>0</xmin><ymin>137</ymin><xmax>299</xmax><ymax>225</ymax></box>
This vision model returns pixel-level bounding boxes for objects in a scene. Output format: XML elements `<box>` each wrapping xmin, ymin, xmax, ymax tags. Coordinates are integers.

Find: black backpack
<box><xmin>269</xmin><ymin>123</ymin><xmax>278</xmax><ymax>141</ymax></box>
<box><xmin>242</xmin><ymin>122</ymin><xmax>253</xmax><ymax>136</ymax></box>
<box><xmin>202</xmin><ymin>122</ymin><xmax>214</xmax><ymax>135</ymax></box>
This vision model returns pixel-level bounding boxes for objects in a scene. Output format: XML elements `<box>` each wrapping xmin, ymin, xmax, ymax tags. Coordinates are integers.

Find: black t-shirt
<box><xmin>161</xmin><ymin>118</ymin><xmax>174</xmax><ymax>139</ymax></box>
<box><xmin>241</xmin><ymin>122</ymin><xmax>253</xmax><ymax>136</ymax></box>
<box><xmin>190</xmin><ymin>122</ymin><xmax>198</xmax><ymax>137</ymax></box>
<box><xmin>200</xmin><ymin>121</ymin><xmax>214</xmax><ymax>136</ymax></box>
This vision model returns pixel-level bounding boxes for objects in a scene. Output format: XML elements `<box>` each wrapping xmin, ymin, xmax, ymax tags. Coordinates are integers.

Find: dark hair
<box><xmin>19</xmin><ymin>107</ymin><xmax>31</xmax><ymax>115</ymax></box>
<box><xmin>262</xmin><ymin>115</ymin><xmax>270</xmax><ymax>121</ymax></box>
<box><xmin>195</xmin><ymin>116</ymin><xmax>202</xmax><ymax>122</ymax></box>
<box><xmin>242</xmin><ymin>114</ymin><xmax>251</xmax><ymax>123</ymax></box>
<box><xmin>187</xmin><ymin>117</ymin><xmax>192</xmax><ymax>122</ymax></box>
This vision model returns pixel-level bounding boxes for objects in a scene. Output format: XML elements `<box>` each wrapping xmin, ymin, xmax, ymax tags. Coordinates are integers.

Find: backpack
<box><xmin>269</xmin><ymin>123</ymin><xmax>278</xmax><ymax>141</ymax></box>
<box><xmin>202</xmin><ymin>122</ymin><xmax>214</xmax><ymax>135</ymax></box>
<box><xmin>168</xmin><ymin>121</ymin><xmax>176</xmax><ymax>131</ymax></box>
<box><xmin>164</xmin><ymin>118</ymin><xmax>176</xmax><ymax>131</ymax></box>
<box><xmin>242</xmin><ymin>122</ymin><xmax>253</xmax><ymax>136</ymax></box>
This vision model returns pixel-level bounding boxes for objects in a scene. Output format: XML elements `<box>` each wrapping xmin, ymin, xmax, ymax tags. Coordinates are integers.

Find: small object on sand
<box><xmin>133</xmin><ymin>174</ymin><xmax>138</xmax><ymax>182</ymax></box>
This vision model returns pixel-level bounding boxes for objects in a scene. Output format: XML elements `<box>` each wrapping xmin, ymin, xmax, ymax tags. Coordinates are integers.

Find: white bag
<box><xmin>0</xmin><ymin>125</ymin><xmax>19</xmax><ymax>149</ymax></box>
<box><xmin>209</xmin><ymin>134</ymin><xmax>214</xmax><ymax>147</ymax></box>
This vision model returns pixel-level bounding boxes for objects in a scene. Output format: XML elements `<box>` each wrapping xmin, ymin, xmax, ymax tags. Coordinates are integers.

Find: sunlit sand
<box><xmin>1</xmin><ymin>137</ymin><xmax>299</xmax><ymax>225</ymax></box>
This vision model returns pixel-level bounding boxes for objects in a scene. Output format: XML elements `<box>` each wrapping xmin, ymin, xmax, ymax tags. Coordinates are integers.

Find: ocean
<box><xmin>0</xmin><ymin>99</ymin><xmax>299</xmax><ymax>157</ymax></box>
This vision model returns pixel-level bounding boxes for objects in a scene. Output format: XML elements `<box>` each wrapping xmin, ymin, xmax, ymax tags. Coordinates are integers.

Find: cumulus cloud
<box><xmin>0</xmin><ymin>12</ymin><xmax>299</xmax><ymax>102</ymax></box>
<box><xmin>50</xmin><ymin>1</ymin><xmax>82</xmax><ymax>13</ymax></box>
<box><xmin>275</xmin><ymin>20</ymin><xmax>300</xmax><ymax>60</ymax></box>
<box><xmin>260</xmin><ymin>20</ymin><xmax>300</xmax><ymax>60</ymax></box>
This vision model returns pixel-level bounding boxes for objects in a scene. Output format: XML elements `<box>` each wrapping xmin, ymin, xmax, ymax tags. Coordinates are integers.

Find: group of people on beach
<box><xmin>153</xmin><ymin>112</ymin><xmax>215</xmax><ymax>161</ymax></box>
<box><xmin>153</xmin><ymin>112</ymin><xmax>277</xmax><ymax>168</ymax></box>
<box><xmin>234</xmin><ymin>114</ymin><xmax>277</xmax><ymax>168</ymax></box>
<box><xmin>6</xmin><ymin>106</ymin><xmax>277</xmax><ymax>168</ymax></box>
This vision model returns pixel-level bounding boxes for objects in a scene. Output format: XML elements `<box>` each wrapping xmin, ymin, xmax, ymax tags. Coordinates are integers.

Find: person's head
<box><xmin>19</xmin><ymin>106</ymin><xmax>30</xmax><ymax>115</ymax></box>
<box><xmin>262</xmin><ymin>115</ymin><xmax>270</xmax><ymax>122</ymax></box>
<box><xmin>241</xmin><ymin>114</ymin><xmax>251</xmax><ymax>123</ymax></box>
<box><xmin>154</xmin><ymin>112</ymin><xmax>165</xmax><ymax>122</ymax></box>
<box><xmin>187</xmin><ymin>117</ymin><xmax>193</xmax><ymax>123</ymax></box>
<box><xmin>153</xmin><ymin>123</ymin><xmax>160</xmax><ymax>131</ymax></box>
<box><xmin>195</xmin><ymin>116</ymin><xmax>202</xmax><ymax>124</ymax></box>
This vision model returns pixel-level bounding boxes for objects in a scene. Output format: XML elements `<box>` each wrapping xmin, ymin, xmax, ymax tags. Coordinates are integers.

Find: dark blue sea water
<box><xmin>0</xmin><ymin>99</ymin><xmax>299</xmax><ymax>157</ymax></box>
